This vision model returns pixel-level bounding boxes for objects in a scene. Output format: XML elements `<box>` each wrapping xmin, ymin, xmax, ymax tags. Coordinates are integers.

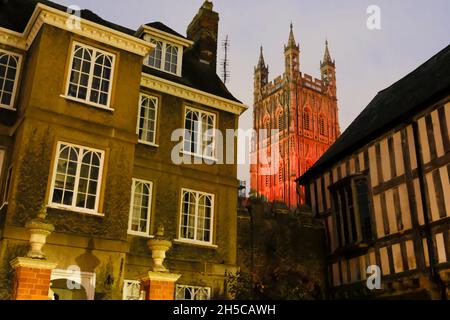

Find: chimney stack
<box><xmin>187</xmin><ymin>0</ymin><xmax>219</xmax><ymax>71</ymax></box>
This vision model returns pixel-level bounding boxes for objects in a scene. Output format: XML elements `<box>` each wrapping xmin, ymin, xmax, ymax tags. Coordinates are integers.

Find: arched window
<box><xmin>303</xmin><ymin>108</ymin><xmax>311</xmax><ymax>130</ymax></box>
<box><xmin>319</xmin><ymin>114</ymin><xmax>326</xmax><ymax>136</ymax></box>
<box><xmin>164</xmin><ymin>44</ymin><xmax>178</xmax><ymax>74</ymax></box>
<box><xmin>277</xmin><ymin>110</ymin><xmax>285</xmax><ymax>130</ymax></box>
<box><xmin>0</xmin><ymin>50</ymin><xmax>21</xmax><ymax>109</ymax></box>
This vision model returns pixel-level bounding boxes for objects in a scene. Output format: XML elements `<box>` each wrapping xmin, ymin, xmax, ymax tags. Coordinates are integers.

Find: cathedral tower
<box><xmin>250</xmin><ymin>25</ymin><xmax>341</xmax><ymax>207</ymax></box>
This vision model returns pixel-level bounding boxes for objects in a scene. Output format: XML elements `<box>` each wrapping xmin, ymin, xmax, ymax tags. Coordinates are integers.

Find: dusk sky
<box><xmin>53</xmin><ymin>0</ymin><xmax>450</xmax><ymax>184</ymax></box>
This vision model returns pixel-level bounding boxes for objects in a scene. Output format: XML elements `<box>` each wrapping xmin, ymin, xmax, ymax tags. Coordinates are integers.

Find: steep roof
<box><xmin>0</xmin><ymin>0</ymin><xmax>241</xmax><ymax>104</ymax></box>
<box><xmin>297</xmin><ymin>44</ymin><xmax>450</xmax><ymax>184</ymax></box>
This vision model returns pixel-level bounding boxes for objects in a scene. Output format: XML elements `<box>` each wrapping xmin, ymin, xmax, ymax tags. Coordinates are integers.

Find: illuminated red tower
<box><xmin>250</xmin><ymin>25</ymin><xmax>340</xmax><ymax>206</ymax></box>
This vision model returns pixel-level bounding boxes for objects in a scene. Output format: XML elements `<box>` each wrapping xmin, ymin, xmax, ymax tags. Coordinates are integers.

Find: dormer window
<box><xmin>143</xmin><ymin>34</ymin><xmax>182</xmax><ymax>76</ymax></box>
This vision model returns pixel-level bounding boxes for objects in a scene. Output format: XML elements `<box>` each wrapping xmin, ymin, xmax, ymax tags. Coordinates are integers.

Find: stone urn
<box><xmin>25</xmin><ymin>206</ymin><xmax>55</xmax><ymax>259</ymax></box>
<box><xmin>147</xmin><ymin>226</ymin><xmax>172</xmax><ymax>272</ymax></box>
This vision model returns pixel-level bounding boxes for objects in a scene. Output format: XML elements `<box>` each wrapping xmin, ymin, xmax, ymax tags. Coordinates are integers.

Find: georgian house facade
<box><xmin>297</xmin><ymin>45</ymin><xmax>450</xmax><ymax>299</ymax></box>
<box><xmin>0</xmin><ymin>0</ymin><xmax>246</xmax><ymax>300</ymax></box>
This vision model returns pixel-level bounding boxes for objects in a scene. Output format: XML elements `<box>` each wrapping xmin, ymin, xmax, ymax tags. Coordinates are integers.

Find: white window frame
<box><xmin>143</xmin><ymin>34</ymin><xmax>183</xmax><ymax>76</ymax></box>
<box><xmin>122</xmin><ymin>280</ymin><xmax>144</xmax><ymax>300</ymax></box>
<box><xmin>182</xmin><ymin>106</ymin><xmax>217</xmax><ymax>160</ymax></box>
<box><xmin>0</xmin><ymin>49</ymin><xmax>22</xmax><ymax>110</ymax></box>
<box><xmin>64</xmin><ymin>41</ymin><xmax>116</xmax><ymax>110</ymax></box>
<box><xmin>48</xmin><ymin>141</ymin><xmax>105</xmax><ymax>215</ymax></box>
<box><xmin>136</xmin><ymin>93</ymin><xmax>159</xmax><ymax>147</ymax></box>
<box><xmin>128</xmin><ymin>178</ymin><xmax>153</xmax><ymax>237</ymax></box>
<box><xmin>175</xmin><ymin>284</ymin><xmax>211</xmax><ymax>300</ymax></box>
<box><xmin>178</xmin><ymin>188</ymin><xmax>215</xmax><ymax>246</ymax></box>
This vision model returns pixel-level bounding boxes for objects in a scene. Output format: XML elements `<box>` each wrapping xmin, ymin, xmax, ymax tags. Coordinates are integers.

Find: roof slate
<box><xmin>298</xmin><ymin>44</ymin><xmax>450</xmax><ymax>184</ymax></box>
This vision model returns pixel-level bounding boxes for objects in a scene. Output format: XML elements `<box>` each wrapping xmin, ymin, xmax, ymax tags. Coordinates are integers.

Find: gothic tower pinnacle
<box><xmin>284</xmin><ymin>23</ymin><xmax>300</xmax><ymax>79</ymax></box>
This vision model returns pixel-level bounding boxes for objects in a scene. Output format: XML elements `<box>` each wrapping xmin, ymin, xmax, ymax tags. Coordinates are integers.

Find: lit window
<box><xmin>143</xmin><ymin>35</ymin><xmax>181</xmax><ymax>76</ymax></box>
<box><xmin>137</xmin><ymin>94</ymin><xmax>158</xmax><ymax>145</ymax></box>
<box><xmin>128</xmin><ymin>179</ymin><xmax>153</xmax><ymax>236</ymax></box>
<box><xmin>49</xmin><ymin>142</ymin><xmax>104</xmax><ymax>214</ymax></box>
<box><xmin>183</xmin><ymin>107</ymin><xmax>216</xmax><ymax>159</ymax></box>
<box><xmin>319</xmin><ymin>114</ymin><xmax>326</xmax><ymax>135</ymax></box>
<box><xmin>179</xmin><ymin>189</ymin><xmax>214</xmax><ymax>244</ymax></box>
<box><xmin>66</xmin><ymin>42</ymin><xmax>115</xmax><ymax>108</ymax></box>
<box><xmin>123</xmin><ymin>280</ymin><xmax>144</xmax><ymax>300</ymax></box>
<box><xmin>175</xmin><ymin>285</ymin><xmax>211</xmax><ymax>300</ymax></box>
<box><xmin>0</xmin><ymin>50</ymin><xmax>21</xmax><ymax>110</ymax></box>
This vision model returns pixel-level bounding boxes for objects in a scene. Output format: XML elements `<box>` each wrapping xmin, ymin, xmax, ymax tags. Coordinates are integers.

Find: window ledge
<box><xmin>0</xmin><ymin>105</ymin><xmax>16</xmax><ymax>111</ymax></box>
<box><xmin>60</xmin><ymin>94</ymin><xmax>115</xmax><ymax>112</ymax></box>
<box><xmin>138</xmin><ymin>140</ymin><xmax>159</xmax><ymax>148</ymax></box>
<box><xmin>127</xmin><ymin>231</ymin><xmax>155</xmax><ymax>238</ymax></box>
<box><xmin>46</xmin><ymin>204</ymin><xmax>105</xmax><ymax>217</ymax></box>
<box><xmin>174</xmin><ymin>239</ymin><xmax>218</xmax><ymax>249</ymax></box>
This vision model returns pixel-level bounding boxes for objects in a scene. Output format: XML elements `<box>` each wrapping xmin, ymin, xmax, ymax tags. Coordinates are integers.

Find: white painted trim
<box><xmin>138</xmin><ymin>141</ymin><xmax>159</xmax><ymax>148</ymax></box>
<box><xmin>137</xmin><ymin>25</ymin><xmax>193</xmax><ymax>48</ymax></box>
<box><xmin>51</xmin><ymin>268</ymin><xmax>96</xmax><ymax>301</ymax></box>
<box><xmin>0</xmin><ymin>49</ymin><xmax>22</xmax><ymax>110</ymax></box>
<box><xmin>64</xmin><ymin>41</ymin><xmax>116</xmax><ymax>109</ymax></box>
<box><xmin>127</xmin><ymin>178</ymin><xmax>154</xmax><ymax>237</ymax></box>
<box><xmin>136</xmin><ymin>93</ymin><xmax>158</xmax><ymax>145</ymax></box>
<box><xmin>0</xmin><ymin>4</ymin><xmax>155</xmax><ymax>56</ymax></box>
<box><xmin>48</xmin><ymin>141</ymin><xmax>105</xmax><ymax>215</ymax></box>
<box><xmin>141</xmin><ymin>73</ymin><xmax>248</xmax><ymax>115</ymax></box>
<box><xmin>178</xmin><ymin>188</ymin><xmax>215</xmax><ymax>246</ymax></box>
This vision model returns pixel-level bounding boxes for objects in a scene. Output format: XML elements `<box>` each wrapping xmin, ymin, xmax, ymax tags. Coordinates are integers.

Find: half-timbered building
<box><xmin>297</xmin><ymin>44</ymin><xmax>450</xmax><ymax>299</ymax></box>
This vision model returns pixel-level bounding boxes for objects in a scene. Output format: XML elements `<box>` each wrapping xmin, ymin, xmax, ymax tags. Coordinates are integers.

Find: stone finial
<box><xmin>147</xmin><ymin>226</ymin><xmax>172</xmax><ymax>272</ymax></box>
<box><xmin>37</xmin><ymin>204</ymin><xmax>47</xmax><ymax>220</ymax></box>
<box><xmin>25</xmin><ymin>205</ymin><xmax>55</xmax><ymax>259</ymax></box>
